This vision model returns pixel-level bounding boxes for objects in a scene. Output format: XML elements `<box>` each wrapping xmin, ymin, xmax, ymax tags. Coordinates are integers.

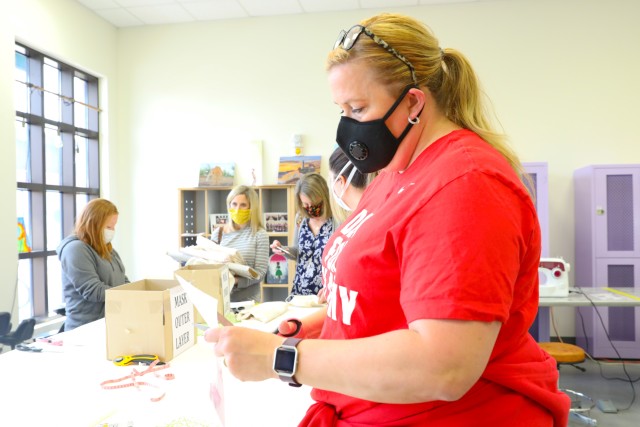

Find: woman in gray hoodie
<box><xmin>56</xmin><ymin>198</ymin><xmax>129</xmax><ymax>331</ymax></box>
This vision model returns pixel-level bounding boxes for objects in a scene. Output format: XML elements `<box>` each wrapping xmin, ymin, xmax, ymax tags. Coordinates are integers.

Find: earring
<box><xmin>408</xmin><ymin>116</ymin><xmax>420</xmax><ymax>125</ymax></box>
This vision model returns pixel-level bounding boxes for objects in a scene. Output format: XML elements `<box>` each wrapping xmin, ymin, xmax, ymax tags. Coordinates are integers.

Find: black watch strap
<box><xmin>277</xmin><ymin>337</ymin><xmax>302</xmax><ymax>387</ymax></box>
<box><xmin>279</xmin><ymin>373</ymin><xmax>303</xmax><ymax>387</ymax></box>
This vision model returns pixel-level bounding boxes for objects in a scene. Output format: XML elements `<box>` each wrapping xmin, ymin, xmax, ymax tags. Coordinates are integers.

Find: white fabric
<box><xmin>178</xmin><ymin>234</ymin><xmax>245</xmax><ymax>265</ymax></box>
<box><xmin>195</xmin><ymin>234</ymin><xmax>245</xmax><ymax>263</ymax></box>
<box><xmin>287</xmin><ymin>295</ymin><xmax>324</xmax><ymax>308</ymax></box>
<box><xmin>236</xmin><ymin>301</ymin><xmax>289</xmax><ymax>323</ymax></box>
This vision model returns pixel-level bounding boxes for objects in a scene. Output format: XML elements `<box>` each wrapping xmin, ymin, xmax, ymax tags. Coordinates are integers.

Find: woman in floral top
<box><xmin>271</xmin><ymin>173</ymin><xmax>334</xmax><ymax>296</ymax></box>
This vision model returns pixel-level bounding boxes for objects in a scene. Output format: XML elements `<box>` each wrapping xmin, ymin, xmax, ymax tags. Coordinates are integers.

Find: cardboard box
<box><xmin>174</xmin><ymin>264</ymin><xmax>232</xmax><ymax>325</ymax></box>
<box><xmin>105</xmin><ymin>279</ymin><xmax>196</xmax><ymax>362</ymax></box>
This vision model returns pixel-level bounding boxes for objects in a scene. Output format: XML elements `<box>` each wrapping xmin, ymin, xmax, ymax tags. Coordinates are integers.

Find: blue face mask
<box><xmin>336</xmin><ymin>85</ymin><xmax>418</xmax><ymax>173</ymax></box>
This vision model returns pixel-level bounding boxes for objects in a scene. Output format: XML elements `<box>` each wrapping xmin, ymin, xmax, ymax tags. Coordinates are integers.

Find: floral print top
<box><xmin>291</xmin><ymin>217</ymin><xmax>334</xmax><ymax>295</ymax></box>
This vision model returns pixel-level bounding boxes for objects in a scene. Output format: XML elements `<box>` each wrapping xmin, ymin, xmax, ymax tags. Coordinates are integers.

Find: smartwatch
<box><xmin>273</xmin><ymin>337</ymin><xmax>302</xmax><ymax>387</ymax></box>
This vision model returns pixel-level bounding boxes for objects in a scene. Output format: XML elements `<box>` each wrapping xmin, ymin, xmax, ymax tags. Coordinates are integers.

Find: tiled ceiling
<box><xmin>74</xmin><ymin>0</ymin><xmax>486</xmax><ymax>28</ymax></box>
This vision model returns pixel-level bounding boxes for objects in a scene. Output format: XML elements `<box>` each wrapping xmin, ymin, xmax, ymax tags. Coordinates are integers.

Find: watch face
<box><xmin>273</xmin><ymin>347</ymin><xmax>297</xmax><ymax>376</ymax></box>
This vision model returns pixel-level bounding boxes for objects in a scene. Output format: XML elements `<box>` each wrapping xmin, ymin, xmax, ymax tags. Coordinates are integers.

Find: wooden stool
<box><xmin>539</xmin><ymin>342</ymin><xmax>596</xmax><ymax>425</ymax></box>
<box><xmin>539</xmin><ymin>342</ymin><xmax>586</xmax><ymax>367</ymax></box>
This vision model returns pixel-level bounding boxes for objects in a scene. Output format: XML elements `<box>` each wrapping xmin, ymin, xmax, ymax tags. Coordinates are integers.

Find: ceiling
<box><xmin>75</xmin><ymin>0</ymin><xmax>488</xmax><ymax>28</ymax></box>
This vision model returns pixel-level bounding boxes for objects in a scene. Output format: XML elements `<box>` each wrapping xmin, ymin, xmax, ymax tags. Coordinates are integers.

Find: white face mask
<box><xmin>104</xmin><ymin>228</ymin><xmax>115</xmax><ymax>244</ymax></box>
<box><xmin>332</xmin><ymin>161</ymin><xmax>357</xmax><ymax>212</ymax></box>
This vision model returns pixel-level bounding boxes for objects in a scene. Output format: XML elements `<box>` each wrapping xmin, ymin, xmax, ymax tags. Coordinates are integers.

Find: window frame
<box><xmin>15</xmin><ymin>43</ymin><xmax>101</xmax><ymax>321</ymax></box>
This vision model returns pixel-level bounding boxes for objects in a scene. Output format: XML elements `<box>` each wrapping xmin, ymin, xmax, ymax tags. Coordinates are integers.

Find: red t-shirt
<box><xmin>300</xmin><ymin>130</ymin><xmax>569</xmax><ymax>426</ymax></box>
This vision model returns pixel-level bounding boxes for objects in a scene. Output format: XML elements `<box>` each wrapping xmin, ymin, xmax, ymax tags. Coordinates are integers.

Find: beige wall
<box><xmin>0</xmin><ymin>0</ymin><xmax>16</xmax><ymax>318</ymax></box>
<box><xmin>2</xmin><ymin>0</ymin><xmax>639</xmax><ymax>337</ymax></box>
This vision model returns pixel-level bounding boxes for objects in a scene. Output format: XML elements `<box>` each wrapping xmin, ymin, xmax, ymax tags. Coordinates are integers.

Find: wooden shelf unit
<box><xmin>179</xmin><ymin>185</ymin><xmax>296</xmax><ymax>302</ymax></box>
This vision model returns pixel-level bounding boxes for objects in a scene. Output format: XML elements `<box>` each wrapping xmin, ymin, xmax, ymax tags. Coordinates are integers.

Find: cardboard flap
<box><xmin>105</xmin><ymin>279</ymin><xmax>193</xmax><ymax>362</ymax></box>
<box><xmin>175</xmin><ymin>264</ymin><xmax>231</xmax><ymax>324</ymax></box>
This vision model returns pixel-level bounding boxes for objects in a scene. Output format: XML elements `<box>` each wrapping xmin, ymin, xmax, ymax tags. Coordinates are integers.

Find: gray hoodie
<box><xmin>56</xmin><ymin>235</ymin><xmax>129</xmax><ymax>331</ymax></box>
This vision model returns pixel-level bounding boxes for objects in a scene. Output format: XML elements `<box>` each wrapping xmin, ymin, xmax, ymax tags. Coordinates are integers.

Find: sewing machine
<box><xmin>539</xmin><ymin>257</ymin><xmax>570</xmax><ymax>297</ymax></box>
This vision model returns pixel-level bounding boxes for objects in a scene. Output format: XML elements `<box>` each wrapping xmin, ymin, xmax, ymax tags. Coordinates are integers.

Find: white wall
<box><xmin>0</xmin><ymin>1</ymin><xmax>17</xmax><ymax>320</ymax></box>
<box><xmin>2</xmin><ymin>0</ymin><xmax>639</xmax><ymax>337</ymax></box>
<box><xmin>0</xmin><ymin>0</ymin><xmax>118</xmax><ymax>323</ymax></box>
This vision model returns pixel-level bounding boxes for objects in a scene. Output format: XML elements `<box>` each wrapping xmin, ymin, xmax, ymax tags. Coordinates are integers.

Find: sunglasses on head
<box><xmin>334</xmin><ymin>25</ymin><xmax>418</xmax><ymax>86</ymax></box>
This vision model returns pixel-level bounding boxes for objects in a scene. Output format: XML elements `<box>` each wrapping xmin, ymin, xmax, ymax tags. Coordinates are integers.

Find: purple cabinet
<box><xmin>523</xmin><ymin>162</ymin><xmax>550</xmax><ymax>341</ymax></box>
<box><xmin>523</xmin><ymin>162</ymin><xmax>549</xmax><ymax>257</ymax></box>
<box><xmin>574</xmin><ymin>165</ymin><xmax>640</xmax><ymax>358</ymax></box>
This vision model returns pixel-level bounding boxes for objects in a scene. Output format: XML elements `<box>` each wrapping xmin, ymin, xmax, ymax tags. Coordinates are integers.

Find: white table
<box><xmin>0</xmin><ymin>306</ymin><xmax>320</xmax><ymax>427</ymax></box>
<box><xmin>535</xmin><ymin>287</ymin><xmax>640</xmax><ymax>342</ymax></box>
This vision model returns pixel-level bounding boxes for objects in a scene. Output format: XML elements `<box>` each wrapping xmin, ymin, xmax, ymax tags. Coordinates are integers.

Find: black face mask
<box><xmin>336</xmin><ymin>85</ymin><xmax>418</xmax><ymax>173</ymax></box>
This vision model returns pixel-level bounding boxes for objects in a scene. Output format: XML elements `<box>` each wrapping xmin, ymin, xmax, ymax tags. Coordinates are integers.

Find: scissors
<box><xmin>273</xmin><ymin>245</ymin><xmax>293</xmax><ymax>257</ymax></box>
<box><xmin>273</xmin><ymin>318</ymin><xmax>302</xmax><ymax>337</ymax></box>
<box><xmin>16</xmin><ymin>343</ymin><xmax>43</xmax><ymax>352</ymax></box>
<box><xmin>113</xmin><ymin>354</ymin><xmax>165</xmax><ymax>366</ymax></box>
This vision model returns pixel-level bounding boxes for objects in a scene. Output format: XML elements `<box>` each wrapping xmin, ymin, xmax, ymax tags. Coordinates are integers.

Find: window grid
<box><xmin>16</xmin><ymin>43</ymin><xmax>100</xmax><ymax>321</ymax></box>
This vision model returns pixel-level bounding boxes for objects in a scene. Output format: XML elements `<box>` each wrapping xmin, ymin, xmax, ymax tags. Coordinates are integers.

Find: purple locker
<box><xmin>523</xmin><ymin>162</ymin><xmax>549</xmax><ymax>258</ymax></box>
<box><xmin>523</xmin><ymin>162</ymin><xmax>550</xmax><ymax>342</ymax></box>
<box><xmin>574</xmin><ymin>164</ymin><xmax>640</xmax><ymax>358</ymax></box>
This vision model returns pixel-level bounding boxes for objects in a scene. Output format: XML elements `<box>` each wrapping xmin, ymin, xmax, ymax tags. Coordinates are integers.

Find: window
<box><xmin>15</xmin><ymin>44</ymin><xmax>100</xmax><ymax>321</ymax></box>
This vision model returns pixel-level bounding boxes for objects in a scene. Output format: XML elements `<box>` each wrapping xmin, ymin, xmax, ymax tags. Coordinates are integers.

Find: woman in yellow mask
<box><xmin>212</xmin><ymin>185</ymin><xmax>269</xmax><ymax>302</ymax></box>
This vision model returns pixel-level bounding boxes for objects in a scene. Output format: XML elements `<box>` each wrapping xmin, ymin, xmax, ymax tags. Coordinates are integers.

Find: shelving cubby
<box><xmin>179</xmin><ymin>184</ymin><xmax>296</xmax><ymax>302</ymax></box>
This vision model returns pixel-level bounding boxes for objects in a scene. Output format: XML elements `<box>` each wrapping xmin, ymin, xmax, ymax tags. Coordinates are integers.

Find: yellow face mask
<box><xmin>229</xmin><ymin>208</ymin><xmax>251</xmax><ymax>225</ymax></box>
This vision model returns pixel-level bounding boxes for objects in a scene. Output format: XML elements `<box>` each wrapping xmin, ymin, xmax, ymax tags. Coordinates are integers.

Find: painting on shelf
<box><xmin>265</xmin><ymin>253</ymin><xmax>288</xmax><ymax>284</ymax></box>
<box><xmin>277</xmin><ymin>155</ymin><xmax>320</xmax><ymax>184</ymax></box>
<box><xmin>210</xmin><ymin>213</ymin><xmax>229</xmax><ymax>235</ymax></box>
<box><xmin>264</xmin><ymin>212</ymin><xmax>288</xmax><ymax>233</ymax></box>
<box><xmin>199</xmin><ymin>162</ymin><xmax>235</xmax><ymax>187</ymax></box>
<box><xmin>236</xmin><ymin>140</ymin><xmax>263</xmax><ymax>187</ymax></box>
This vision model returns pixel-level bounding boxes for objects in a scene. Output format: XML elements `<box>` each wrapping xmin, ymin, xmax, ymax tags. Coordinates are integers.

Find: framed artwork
<box><xmin>210</xmin><ymin>214</ymin><xmax>229</xmax><ymax>234</ymax></box>
<box><xmin>199</xmin><ymin>162</ymin><xmax>235</xmax><ymax>187</ymax></box>
<box><xmin>277</xmin><ymin>155</ymin><xmax>321</xmax><ymax>184</ymax></box>
<box><xmin>235</xmin><ymin>139</ymin><xmax>263</xmax><ymax>186</ymax></box>
<box><xmin>263</xmin><ymin>212</ymin><xmax>288</xmax><ymax>233</ymax></box>
<box><xmin>17</xmin><ymin>217</ymin><xmax>31</xmax><ymax>253</ymax></box>
<box><xmin>266</xmin><ymin>254</ymin><xmax>288</xmax><ymax>284</ymax></box>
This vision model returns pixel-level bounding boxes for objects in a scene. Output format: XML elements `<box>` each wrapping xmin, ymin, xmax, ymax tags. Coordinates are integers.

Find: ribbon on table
<box><xmin>100</xmin><ymin>360</ymin><xmax>174</xmax><ymax>402</ymax></box>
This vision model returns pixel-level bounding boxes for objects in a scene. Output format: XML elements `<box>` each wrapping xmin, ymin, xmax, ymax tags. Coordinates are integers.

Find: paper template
<box><xmin>175</xmin><ymin>275</ymin><xmax>220</xmax><ymax>328</ymax></box>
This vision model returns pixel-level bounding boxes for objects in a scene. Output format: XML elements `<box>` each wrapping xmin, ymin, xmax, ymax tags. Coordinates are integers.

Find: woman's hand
<box><xmin>277</xmin><ymin>318</ymin><xmax>304</xmax><ymax>337</ymax></box>
<box><xmin>229</xmin><ymin>271</ymin><xmax>239</xmax><ymax>286</ymax></box>
<box><xmin>205</xmin><ymin>326</ymin><xmax>283</xmax><ymax>382</ymax></box>
<box><xmin>317</xmin><ymin>286</ymin><xmax>328</xmax><ymax>304</ymax></box>
<box><xmin>270</xmin><ymin>240</ymin><xmax>284</xmax><ymax>254</ymax></box>
<box><xmin>277</xmin><ymin>308</ymin><xmax>327</xmax><ymax>339</ymax></box>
